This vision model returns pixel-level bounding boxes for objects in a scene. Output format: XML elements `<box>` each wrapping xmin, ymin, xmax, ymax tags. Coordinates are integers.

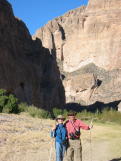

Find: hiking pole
<box><xmin>89</xmin><ymin>118</ymin><xmax>94</xmax><ymax>161</ymax></box>
<box><xmin>48</xmin><ymin>120</ymin><xmax>57</xmax><ymax>161</ymax></box>
<box><xmin>48</xmin><ymin>138</ymin><xmax>54</xmax><ymax>161</ymax></box>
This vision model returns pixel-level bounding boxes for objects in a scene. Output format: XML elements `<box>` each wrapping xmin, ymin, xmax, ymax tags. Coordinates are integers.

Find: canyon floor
<box><xmin>0</xmin><ymin>113</ymin><xmax>121</xmax><ymax>161</ymax></box>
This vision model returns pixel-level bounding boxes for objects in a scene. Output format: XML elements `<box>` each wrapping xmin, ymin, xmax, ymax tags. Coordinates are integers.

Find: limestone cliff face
<box><xmin>33</xmin><ymin>0</ymin><xmax>121</xmax><ymax>105</ymax></box>
<box><xmin>87</xmin><ymin>0</ymin><xmax>121</xmax><ymax>11</ymax></box>
<box><xmin>33</xmin><ymin>0</ymin><xmax>121</xmax><ymax>72</ymax></box>
<box><xmin>0</xmin><ymin>0</ymin><xmax>65</xmax><ymax>109</ymax></box>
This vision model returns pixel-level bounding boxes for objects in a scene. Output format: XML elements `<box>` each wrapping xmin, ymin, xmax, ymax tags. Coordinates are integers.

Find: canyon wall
<box><xmin>0</xmin><ymin>0</ymin><xmax>65</xmax><ymax>109</ymax></box>
<box><xmin>33</xmin><ymin>0</ymin><xmax>121</xmax><ymax>106</ymax></box>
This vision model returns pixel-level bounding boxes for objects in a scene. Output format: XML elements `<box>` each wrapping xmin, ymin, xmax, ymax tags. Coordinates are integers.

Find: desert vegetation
<box><xmin>0</xmin><ymin>89</ymin><xmax>121</xmax><ymax>125</ymax></box>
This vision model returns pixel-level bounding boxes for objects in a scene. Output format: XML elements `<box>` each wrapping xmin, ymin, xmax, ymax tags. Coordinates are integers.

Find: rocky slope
<box><xmin>0</xmin><ymin>0</ymin><xmax>65</xmax><ymax>109</ymax></box>
<box><xmin>33</xmin><ymin>0</ymin><xmax>121</xmax><ymax>106</ymax></box>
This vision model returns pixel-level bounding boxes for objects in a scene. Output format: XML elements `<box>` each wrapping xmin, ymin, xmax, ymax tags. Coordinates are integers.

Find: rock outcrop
<box><xmin>33</xmin><ymin>0</ymin><xmax>121</xmax><ymax>106</ymax></box>
<box><xmin>118</xmin><ymin>102</ymin><xmax>121</xmax><ymax>112</ymax></box>
<box><xmin>0</xmin><ymin>0</ymin><xmax>65</xmax><ymax>109</ymax></box>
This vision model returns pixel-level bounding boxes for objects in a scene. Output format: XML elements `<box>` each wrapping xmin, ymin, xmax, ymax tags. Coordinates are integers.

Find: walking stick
<box><xmin>48</xmin><ymin>139</ymin><xmax>55</xmax><ymax>161</ymax></box>
<box><xmin>48</xmin><ymin>120</ymin><xmax>57</xmax><ymax>161</ymax></box>
<box><xmin>89</xmin><ymin>118</ymin><xmax>94</xmax><ymax>161</ymax></box>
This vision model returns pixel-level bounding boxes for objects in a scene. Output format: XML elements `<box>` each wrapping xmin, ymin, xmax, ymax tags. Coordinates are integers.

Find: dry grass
<box><xmin>0</xmin><ymin>113</ymin><xmax>53</xmax><ymax>161</ymax></box>
<box><xmin>81</xmin><ymin>122</ymin><xmax>121</xmax><ymax>160</ymax></box>
<box><xmin>0</xmin><ymin>113</ymin><xmax>121</xmax><ymax>161</ymax></box>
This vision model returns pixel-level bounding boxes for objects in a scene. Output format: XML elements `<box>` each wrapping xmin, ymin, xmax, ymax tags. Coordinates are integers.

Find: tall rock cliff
<box><xmin>33</xmin><ymin>0</ymin><xmax>121</xmax><ymax>105</ymax></box>
<box><xmin>0</xmin><ymin>0</ymin><xmax>65</xmax><ymax>109</ymax></box>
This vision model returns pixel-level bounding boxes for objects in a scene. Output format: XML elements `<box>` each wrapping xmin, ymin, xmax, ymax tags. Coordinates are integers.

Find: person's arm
<box><xmin>50</xmin><ymin>130</ymin><xmax>56</xmax><ymax>138</ymax></box>
<box><xmin>61</xmin><ymin>128</ymin><xmax>68</xmax><ymax>144</ymax></box>
<box><xmin>50</xmin><ymin>125</ymin><xmax>57</xmax><ymax>138</ymax></box>
<box><xmin>62</xmin><ymin>128</ymin><xmax>67</xmax><ymax>141</ymax></box>
<box><xmin>79</xmin><ymin>120</ymin><xmax>90</xmax><ymax>130</ymax></box>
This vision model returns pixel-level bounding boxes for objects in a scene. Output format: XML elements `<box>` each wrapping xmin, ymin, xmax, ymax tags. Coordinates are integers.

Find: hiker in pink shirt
<box><xmin>64</xmin><ymin>111</ymin><xmax>93</xmax><ymax>161</ymax></box>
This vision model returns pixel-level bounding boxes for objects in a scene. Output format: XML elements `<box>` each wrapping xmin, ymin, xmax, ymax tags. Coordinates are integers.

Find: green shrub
<box><xmin>76</xmin><ymin>110</ymin><xmax>94</xmax><ymax>120</ymax></box>
<box><xmin>63</xmin><ymin>109</ymin><xmax>68</xmax><ymax>118</ymax></box>
<box><xmin>0</xmin><ymin>89</ymin><xmax>19</xmax><ymax>113</ymax></box>
<box><xmin>18</xmin><ymin>103</ymin><xmax>28</xmax><ymax>112</ymax></box>
<box><xmin>19</xmin><ymin>105</ymin><xmax>121</xmax><ymax>124</ymax></box>
<box><xmin>24</xmin><ymin>105</ymin><xmax>51</xmax><ymax>119</ymax></box>
<box><xmin>52</xmin><ymin>108</ymin><xmax>69</xmax><ymax>119</ymax></box>
<box><xmin>26</xmin><ymin>105</ymin><xmax>39</xmax><ymax>117</ymax></box>
<box><xmin>75</xmin><ymin>108</ymin><xmax>121</xmax><ymax>124</ymax></box>
<box><xmin>97</xmin><ymin>108</ymin><xmax>121</xmax><ymax>124</ymax></box>
<box><xmin>1</xmin><ymin>89</ymin><xmax>120</xmax><ymax>124</ymax></box>
<box><xmin>52</xmin><ymin>107</ymin><xmax>63</xmax><ymax>118</ymax></box>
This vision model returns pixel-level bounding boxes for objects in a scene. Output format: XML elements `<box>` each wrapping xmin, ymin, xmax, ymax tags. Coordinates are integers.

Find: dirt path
<box><xmin>0</xmin><ymin>113</ymin><xmax>121</xmax><ymax>161</ymax></box>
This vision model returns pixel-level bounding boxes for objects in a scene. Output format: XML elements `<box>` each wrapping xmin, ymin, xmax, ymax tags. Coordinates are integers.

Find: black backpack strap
<box><xmin>70</xmin><ymin>121</ymin><xmax>78</xmax><ymax>131</ymax></box>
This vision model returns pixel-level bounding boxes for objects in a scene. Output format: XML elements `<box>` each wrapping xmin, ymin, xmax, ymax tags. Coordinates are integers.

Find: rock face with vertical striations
<box><xmin>0</xmin><ymin>0</ymin><xmax>65</xmax><ymax>109</ymax></box>
<box><xmin>33</xmin><ymin>0</ymin><xmax>121</xmax><ymax>106</ymax></box>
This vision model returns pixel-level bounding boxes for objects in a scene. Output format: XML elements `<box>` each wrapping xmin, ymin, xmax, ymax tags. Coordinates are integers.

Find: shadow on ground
<box><xmin>109</xmin><ymin>158</ymin><xmax>121</xmax><ymax>161</ymax></box>
<box><xmin>64</xmin><ymin>100</ymin><xmax>121</xmax><ymax>113</ymax></box>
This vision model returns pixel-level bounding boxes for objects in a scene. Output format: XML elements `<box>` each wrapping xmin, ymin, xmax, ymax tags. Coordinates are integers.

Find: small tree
<box><xmin>0</xmin><ymin>89</ymin><xmax>19</xmax><ymax>113</ymax></box>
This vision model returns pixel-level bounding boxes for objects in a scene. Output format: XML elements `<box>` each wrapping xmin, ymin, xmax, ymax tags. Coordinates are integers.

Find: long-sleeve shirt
<box><xmin>51</xmin><ymin>124</ymin><xmax>67</xmax><ymax>144</ymax></box>
<box><xmin>65</xmin><ymin>119</ymin><xmax>90</xmax><ymax>139</ymax></box>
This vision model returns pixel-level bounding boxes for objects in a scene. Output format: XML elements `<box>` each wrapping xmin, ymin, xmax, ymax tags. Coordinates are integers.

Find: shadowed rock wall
<box><xmin>0</xmin><ymin>0</ymin><xmax>65</xmax><ymax>109</ymax></box>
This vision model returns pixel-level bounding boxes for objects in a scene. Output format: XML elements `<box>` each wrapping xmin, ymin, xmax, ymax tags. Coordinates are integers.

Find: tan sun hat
<box><xmin>56</xmin><ymin>115</ymin><xmax>65</xmax><ymax>121</ymax></box>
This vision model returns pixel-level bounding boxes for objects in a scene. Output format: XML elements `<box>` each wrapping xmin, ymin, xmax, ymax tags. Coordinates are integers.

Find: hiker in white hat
<box><xmin>51</xmin><ymin>115</ymin><xmax>67</xmax><ymax>161</ymax></box>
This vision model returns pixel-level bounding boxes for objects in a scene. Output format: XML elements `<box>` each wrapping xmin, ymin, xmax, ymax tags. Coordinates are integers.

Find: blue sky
<box><xmin>8</xmin><ymin>0</ymin><xmax>88</xmax><ymax>35</ymax></box>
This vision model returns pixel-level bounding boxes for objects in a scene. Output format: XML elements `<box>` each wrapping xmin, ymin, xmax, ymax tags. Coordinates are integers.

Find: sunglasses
<box><xmin>68</xmin><ymin>115</ymin><xmax>75</xmax><ymax>116</ymax></box>
<box><xmin>57</xmin><ymin>118</ymin><xmax>64</xmax><ymax>120</ymax></box>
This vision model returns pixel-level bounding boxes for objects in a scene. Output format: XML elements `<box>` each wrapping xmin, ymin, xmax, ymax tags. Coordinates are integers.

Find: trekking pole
<box><xmin>48</xmin><ymin>120</ymin><xmax>57</xmax><ymax>161</ymax></box>
<box><xmin>89</xmin><ymin>118</ymin><xmax>94</xmax><ymax>161</ymax></box>
<box><xmin>48</xmin><ymin>138</ymin><xmax>54</xmax><ymax>161</ymax></box>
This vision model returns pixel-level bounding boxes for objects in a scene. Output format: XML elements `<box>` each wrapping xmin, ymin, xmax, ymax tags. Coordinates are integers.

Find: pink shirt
<box><xmin>65</xmin><ymin>119</ymin><xmax>90</xmax><ymax>139</ymax></box>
